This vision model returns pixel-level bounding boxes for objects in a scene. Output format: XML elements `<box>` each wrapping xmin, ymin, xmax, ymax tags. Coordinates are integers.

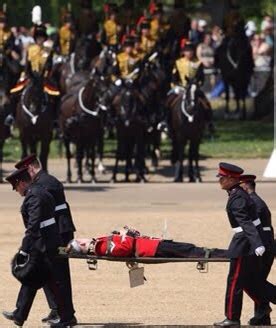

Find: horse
<box><xmin>59</xmin><ymin>35</ymin><xmax>102</xmax><ymax>95</ymax></box>
<box><xmin>111</xmin><ymin>73</ymin><xmax>148</xmax><ymax>183</ymax></box>
<box><xmin>215</xmin><ymin>22</ymin><xmax>254</xmax><ymax>119</ymax></box>
<box><xmin>16</xmin><ymin>72</ymin><xmax>55</xmax><ymax>171</ymax></box>
<box><xmin>168</xmin><ymin>78</ymin><xmax>209</xmax><ymax>182</ymax></box>
<box><xmin>59</xmin><ymin>70</ymin><xmax>107</xmax><ymax>183</ymax></box>
<box><xmin>138</xmin><ymin>52</ymin><xmax>169</xmax><ymax>170</ymax></box>
<box><xmin>0</xmin><ymin>87</ymin><xmax>10</xmax><ymax>183</ymax></box>
<box><xmin>0</xmin><ymin>52</ymin><xmax>15</xmax><ymax>182</ymax></box>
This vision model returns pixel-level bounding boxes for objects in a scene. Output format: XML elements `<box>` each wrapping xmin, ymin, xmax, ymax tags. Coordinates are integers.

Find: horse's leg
<box><xmin>188</xmin><ymin>141</ymin><xmax>195</xmax><ymax>183</ymax></box>
<box><xmin>125</xmin><ymin>137</ymin><xmax>132</xmax><ymax>183</ymax></box>
<box><xmin>97</xmin><ymin>127</ymin><xmax>106</xmax><ymax>174</ymax></box>
<box><xmin>224</xmin><ymin>82</ymin><xmax>230</xmax><ymax>118</ymax></box>
<box><xmin>194</xmin><ymin>140</ymin><xmax>202</xmax><ymax>182</ymax></box>
<box><xmin>90</xmin><ymin>144</ymin><xmax>97</xmax><ymax>184</ymax></box>
<box><xmin>0</xmin><ymin>140</ymin><xmax>3</xmax><ymax>183</ymax></box>
<box><xmin>20</xmin><ymin>135</ymin><xmax>28</xmax><ymax>159</ymax></box>
<box><xmin>40</xmin><ymin>137</ymin><xmax>51</xmax><ymax>172</ymax></box>
<box><xmin>64</xmin><ymin>137</ymin><xmax>72</xmax><ymax>183</ymax></box>
<box><xmin>174</xmin><ymin>138</ymin><xmax>184</xmax><ymax>183</ymax></box>
<box><xmin>135</xmin><ymin>130</ymin><xmax>147</xmax><ymax>183</ymax></box>
<box><xmin>242</xmin><ymin>96</ymin><xmax>246</xmax><ymax>120</ymax></box>
<box><xmin>76</xmin><ymin>143</ymin><xmax>84</xmax><ymax>183</ymax></box>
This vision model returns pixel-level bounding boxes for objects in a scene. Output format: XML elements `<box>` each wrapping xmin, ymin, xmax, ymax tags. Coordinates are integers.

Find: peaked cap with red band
<box><xmin>15</xmin><ymin>154</ymin><xmax>37</xmax><ymax>169</ymax></box>
<box><xmin>239</xmin><ymin>174</ymin><xmax>256</xmax><ymax>182</ymax></box>
<box><xmin>216</xmin><ymin>162</ymin><xmax>244</xmax><ymax>178</ymax></box>
<box><xmin>6</xmin><ymin>167</ymin><xmax>29</xmax><ymax>189</ymax></box>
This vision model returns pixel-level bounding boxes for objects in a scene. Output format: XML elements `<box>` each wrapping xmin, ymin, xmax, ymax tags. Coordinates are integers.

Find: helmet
<box><xmin>34</xmin><ymin>24</ymin><xmax>47</xmax><ymax>40</ymax></box>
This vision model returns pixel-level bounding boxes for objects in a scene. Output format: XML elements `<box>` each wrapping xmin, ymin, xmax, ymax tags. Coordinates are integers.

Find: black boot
<box><xmin>41</xmin><ymin>309</ymin><xmax>60</xmax><ymax>323</ymax></box>
<box><xmin>214</xmin><ymin>318</ymin><xmax>240</xmax><ymax>326</ymax></box>
<box><xmin>48</xmin><ymin>315</ymin><xmax>77</xmax><ymax>327</ymax></box>
<box><xmin>4</xmin><ymin>114</ymin><xmax>15</xmax><ymax>126</ymax></box>
<box><xmin>2</xmin><ymin>310</ymin><xmax>24</xmax><ymax>326</ymax></box>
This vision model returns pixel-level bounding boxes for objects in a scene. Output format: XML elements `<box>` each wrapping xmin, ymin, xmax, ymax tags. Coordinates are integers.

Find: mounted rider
<box><xmin>55</xmin><ymin>11</ymin><xmax>76</xmax><ymax>59</ymax></box>
<box><xmin>140</xmin><ymin>20</ymin><xmax>156</xmax><ymax>55</ymax></box>
<box><xmin>6</xmin><ymin>20</ymin><xmax>59</xmax><ymax>126</ymax></box>
<box><xmin>101</xmin><ymin>35</ymin><xmax>141</xmax><ymax>108</ymax></box>
<box><xmin>158</xmin><ymin>41</ymin><xmax>212</xmax><ymax>132</ymax></box>
<box><xmin>0</xmin><ymin>10</ymin><xmax>21</xmax><ymax>89</ymax></box>
<box><xmin>102</xmin><ymin>5</ymin><xmax>121</xmax><ymax>51</ymax></box>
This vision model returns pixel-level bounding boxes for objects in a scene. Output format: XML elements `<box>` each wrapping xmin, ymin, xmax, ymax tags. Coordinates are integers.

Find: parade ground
<box><xmin>0</xmin><ymin>158</ymin><xmax>275</xmax><ymax>327</ymax></box>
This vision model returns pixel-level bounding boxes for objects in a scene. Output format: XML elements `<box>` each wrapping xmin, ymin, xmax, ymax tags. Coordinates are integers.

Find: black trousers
<box><xmin>43</xmin><ymin>232</ymin><xmax>75</xmax><ymax>314</ymax></box>
<box><xmin>14</xmin><ymin>254</ymin><xmax>69</xmax><ymax>322</ymax></box>
<box><xmin>155</xmin><ymin>240</ymin><xmax>228</xmax><ymax>258</ymax></box>
<box><xmin>225</xmin><ymin>255</ymin><xmax>276</xmax><ymax>321</ymax></box>
<box><xmin>253</xmin><ymin>251</ymin><xmax>274</xmax><ymax>318</ymax></box>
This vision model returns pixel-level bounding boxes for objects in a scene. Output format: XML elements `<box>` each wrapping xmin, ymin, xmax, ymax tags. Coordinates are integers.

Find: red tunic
<box><xmin>94</xmin><ymin>234</ymin><xmax>161</xmax><ymax>257</ymax></box>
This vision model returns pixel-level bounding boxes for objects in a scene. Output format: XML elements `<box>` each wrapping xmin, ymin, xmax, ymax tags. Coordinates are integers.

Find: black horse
<box><xmin>59</xmin><ymin>35</ymin><xmax>102</xmax><ymax>95</ymax></box>
<box><xmin>111</xmin><ymin>76</ymin><xmax>148</xmax><ymax>183</ymax></box>
<box><xmin>168</xmin><ymin>78</ymin><xmax>209</xmax><ymax>182</ymax></box>
<box><xmin>0</xmin><ymin>52</ymin><xmax>20</xmax><ymax>181</ymax></box>
<box><xmin>60</xmin><ymin>70</ymin><xmax>107</xmax><ymax>183</ymax></box>
<box><xmin>16</xmin><ymin>72</ymin><xmax>55</xmax><ymax>171</ymax></box>
<box><xmin>215</xmin><ymin>22</ymin><xmax>254</xmax><ymax>119</ymax></box>
<box><xmin>138</xmin><ymin>52</ymin><xmax>169</xmax><ymax>170</ymax></box>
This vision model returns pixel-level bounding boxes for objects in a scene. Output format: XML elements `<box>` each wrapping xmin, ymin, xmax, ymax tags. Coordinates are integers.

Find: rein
<box><xmin>69</xmin><ymin>53</ymin><xmax>76</xmax><ymax>75</ymax></box>
<box><xmin>226</xmin><ymin>42</ymin><xmax>239</xmax><ymax>69</ymax></box>
<box><xmin>180</xmin><ymin>87</ymin><xmax>194</xmax><ymax>123</ymax></box>
<box><xmin>21</xmin><ymin>85</ymin><xmax>38</xmax><ymax>125</ymax></box>
<box><xmin>78</xmin><ymin>85</ymin><xmax>103</xmax><ymax>117</ymax></box>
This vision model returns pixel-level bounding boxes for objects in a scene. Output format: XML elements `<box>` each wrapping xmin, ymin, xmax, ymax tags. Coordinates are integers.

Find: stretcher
<box><xmin>58</xmin><ymin>249</ymin><xmax>230</xmax><ymax>287</ymax></box>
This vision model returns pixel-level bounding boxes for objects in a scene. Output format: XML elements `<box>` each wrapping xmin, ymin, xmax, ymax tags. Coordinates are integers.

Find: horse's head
<box><xmin>20</xmin><ymin>72</ymin><xmax>47</xmax><ymax>124</ymax></box>
<box><xmin>75</xmin><ymin>36</ymin><xmax>100</xmax><ymax>71</ymax></box>
<box><xmin>94</xmin><ymin>48</ymin><xmax>116</xmax><ymax>76</ymax></box>
<box><xmin>116</xmin><ymin>82</ymin><xmax>140</xmax><ymax>126</ymax></box>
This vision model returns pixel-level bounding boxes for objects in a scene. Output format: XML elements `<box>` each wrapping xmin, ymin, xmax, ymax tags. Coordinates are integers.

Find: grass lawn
<box><xmin>2</xmin><ymin>120</ymin><xmax>274</xmax><ymax>162</ymax></box>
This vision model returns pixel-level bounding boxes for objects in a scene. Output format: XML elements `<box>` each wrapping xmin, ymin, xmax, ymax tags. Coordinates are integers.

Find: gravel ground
<box><xmin>0</xmin><ymin>158</ymin><xmax>275</xmax><ymax>327</ymax></box>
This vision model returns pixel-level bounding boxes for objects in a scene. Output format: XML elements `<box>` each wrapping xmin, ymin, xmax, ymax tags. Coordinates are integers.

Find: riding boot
<box><xmin>4</xmin><ymin>94</ymin><xmax>18</xmax><ymax>126</ymax></box>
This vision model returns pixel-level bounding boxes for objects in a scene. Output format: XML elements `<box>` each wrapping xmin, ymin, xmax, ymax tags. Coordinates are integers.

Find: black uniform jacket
<box><xmin>250</xmin><ymin>191</ymin><xmax>274</xmax><ymax>251</ymax></box>
<box><xmin>20</xmin><ymin>184</ymin><xmax>60</xmax><ymax>254</ymax></box>
<box><xmin>226</xmin><ymin>186</ymin><xmax>264</xmax><ymax>258</ymax></box>
<box><xmin>33</xmin><ymin>170</ymin><xmax>76</xmax><ymax>235</ymax></box>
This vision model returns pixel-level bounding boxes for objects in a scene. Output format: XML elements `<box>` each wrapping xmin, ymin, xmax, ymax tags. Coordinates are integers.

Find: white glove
<box><xmin>114</xmin><ymin>79</ymin><xmax>122</xmax><ymax>87</ymax></box>
<box><xmin>255</xmin><ymin>246</ymin><xmax>265</xmax><ymax>256</ymax></box>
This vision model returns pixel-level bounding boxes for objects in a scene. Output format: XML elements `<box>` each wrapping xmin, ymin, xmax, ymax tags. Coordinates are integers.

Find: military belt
<box><xmin>55</xmin><ymin>203</ymin><xmax>67</xmax><ymax>211</ymax></box>
<box><xmin>40</xmin><ymin>218</ymin><xmax>56</xmax><ymax>229</ymax></box>
<box><xmin>233</xmin><ymin>218</ymin><xmax>261</xmax><ymax>233</ymax></box>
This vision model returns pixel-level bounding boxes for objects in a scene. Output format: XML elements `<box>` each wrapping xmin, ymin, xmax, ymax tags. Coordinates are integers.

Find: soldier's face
<box><xmin>184</xmin><ymin>50</ymin><xmax>194</xmax><ymax>60</ymax></box>
<box><xmin>15</xmin><ymin>181</ymin><xmax>27</xmax><ymax>196</ymax></box>
<box><xmin>219</xmin><ymin>176</ymin><xmax>237</xmax><ymax>190</ymax></box>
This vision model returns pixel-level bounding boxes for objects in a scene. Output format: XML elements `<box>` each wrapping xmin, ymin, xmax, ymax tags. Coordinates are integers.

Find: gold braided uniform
<box><xmin>133</xmin><ymin>47</ymin><xmax>146</xmax><ymax>60</ymax></box>
<box><xmin>150</xmin><ymin>18</ymin><xmax>169</xmax><ymax>41</ymax></box>
<box><xmin>172</xmin><ymin>57</ymin><xmax>201</xmax><ymax>87</ymax></box>
<box><xmin>115</xmin><ymin>51</ymin><xmax>140</xmax><ymax>78</ymax></box>
<box><xmin>0</xmin><ymin>27</ymin><xmax>11</xmax><ymax>51</ymax></box>
<box><xmin>103</xmin><ymin>19</ymin><xmax>118</xmax><ymax>46</ymax></box>
<box><xmin>27</xmin><ymin>44</ymin><xmax>51</xmax><ymax>74</ymax></box>
<box><xmin>141</xmin><ymin>35</ymin><xmax>156</xmax><ymax>54</ymax></box>
<box><xmin>59</xmin><ymin>25</ymin><xmax>74</xmax><ymax>56</ymax></box>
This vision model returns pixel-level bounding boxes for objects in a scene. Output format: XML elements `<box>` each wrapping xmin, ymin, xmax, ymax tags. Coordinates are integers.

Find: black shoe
<box><xmin>2</xmin><ymin>310</ymin><xmax>24</xmax><ymax>326</ymax></box>
<box><xmin>49</xmin><ymin>315</ymin><xmax>77</xmax><ymax>327</ymax></box>
<box><xmin>214</xmin><ymin>318</ymin><xmax>240</xmax><ymax>326</ymax></box>
<box><xmin>41</xmin><ymin>309</ymin><xmax>60</xmax><ymax>323</ymax></box>
<box><xmin>4</xmin><ymin>114</ymin><xmax>15</xmax><ymax>126</ymax></box>
<box><xmin>249</xmin><ymin>315</ymin><xmax>271</xmax><ymax>326</ymax></box>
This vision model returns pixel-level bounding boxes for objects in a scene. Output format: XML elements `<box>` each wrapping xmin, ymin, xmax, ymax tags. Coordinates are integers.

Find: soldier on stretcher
<box><xmin>65</xmin><ymin>226</ymin><xmax>228</xmax><ymax>259</ymax></box>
